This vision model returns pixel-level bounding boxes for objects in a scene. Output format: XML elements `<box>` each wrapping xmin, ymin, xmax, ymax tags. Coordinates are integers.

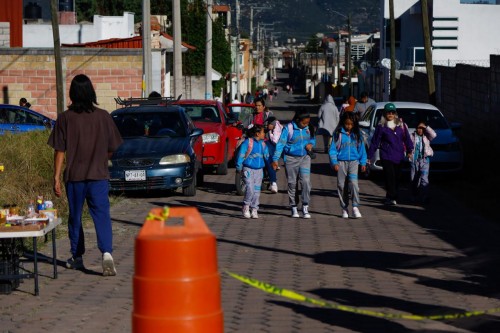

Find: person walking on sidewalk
<box><xmin>47</xmin><ymin>74</ymin><xmax>123</xmax><ymax>276</ymax></box>
<box><xmin>329</xmin><ymin>112</ymin><xmax>367</xmax><ymax>218</ymax></box>
<box><xmin>367</xmin><ymin>103</ymin><xmax>413</xmax><ymax>205</ymax></box>
<box><xmin>409</xmin><ymin>121</ymin><xmax>436</xmax><ymax>203</ymax></box>
<box><xmin>242</xmin><ymin>97</ymin><xmax>274</xmax><ymax>128</ymax></box>
<box><xmin>272</xmin><ymin>108</ymin><xmax>316</xmax><ymax>218</ymax></box>
<box><xmin>317</xmin><ymin>94</ymin><xmax>340</xmax><ymax>153</ymax></box>
<box><xmin>264</xmin><ymin>116</ymin><xmax>283</xmax><ymax>193</ymax></box>
<box><xmin>236</xmin><ymin>125</ymin><xmax>269</xmax><ymax>219</ymax></box>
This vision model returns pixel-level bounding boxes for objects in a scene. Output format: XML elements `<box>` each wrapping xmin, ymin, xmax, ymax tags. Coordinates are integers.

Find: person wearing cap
<box><xmin>367</xmin><ymin>102</ymin><xmax>413</xmax><ymax>206</ymax></box>
<box><xmin>272</xmin><ymin>108</ymin><xmax>316</xmax><ymax>218</ymax></box>
<box><xmin>354</xmin><ymin>91</ymin><xmax>376</xmax><ymax>118</ymax></box>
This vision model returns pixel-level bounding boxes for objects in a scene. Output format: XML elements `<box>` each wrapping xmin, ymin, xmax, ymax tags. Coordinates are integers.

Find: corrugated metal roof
<box><xmin>62</xmin><ymin>33</ymin><xmax>196</xmax><ymax>50</ymax></box>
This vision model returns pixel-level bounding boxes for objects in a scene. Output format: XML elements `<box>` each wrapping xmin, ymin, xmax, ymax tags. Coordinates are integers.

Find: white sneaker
<box><xmin>102</xmin><ymin>252</ymin><xmax>117</xmax><ymax>276</ymax></box>
<box><xmin>242</xmin><ymin>205</ymin><xmax>251</xmax><ymax>218</ymax></box>
<box><xmin>291</xmin><ymin>206</ymin><xmax>299</xmax><ymax>218</ymax></box>
<box><xmin>352</xmin><ymin>207</ymin><xmax>362</xmax><ymax>219</ymax></box>
<box><xmin>342</xmin><ymin>209</ymin><xmax>349</xmax><ymax>219</ymax></box>
<box><xmin>302</xmin><ymin>205</ymin><xmax>311</xmax><ymax>219</ymax></box>
<box><xmin>251</xmin><ymin>208</ymin><xmax>259</xmax><ymax>219</ymax></box>
<box><xmin>270</xmin><ymin>182</ymin><xmax>278</xmax><ymax>193</ymax></box>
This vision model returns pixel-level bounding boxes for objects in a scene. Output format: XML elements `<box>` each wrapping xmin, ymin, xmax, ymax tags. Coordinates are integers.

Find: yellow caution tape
<box><xmin>146</xmin><ymin>206</ymin><xmax>170</xmax><ymax>222</ymax></box>
<box><xmin>226</xmin><ymin>270</ymin><xmax>500</xmax><ymax>320</ymax></box>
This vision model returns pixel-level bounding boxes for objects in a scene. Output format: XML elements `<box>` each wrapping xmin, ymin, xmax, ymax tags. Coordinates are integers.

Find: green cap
<box><xmin>384</xmin><ymin>103</ymin><xmax>397</xmax><ymax>113</ymax></box>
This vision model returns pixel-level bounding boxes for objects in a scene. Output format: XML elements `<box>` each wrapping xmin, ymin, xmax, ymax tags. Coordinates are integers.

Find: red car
<box><xmin>174</xmin><ymin>99</ymin><xmax>242</xmax><ymax>175</ymax></box>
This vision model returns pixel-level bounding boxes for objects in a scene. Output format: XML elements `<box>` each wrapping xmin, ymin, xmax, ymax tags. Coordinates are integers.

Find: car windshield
<box><xmin>182</xmin><ymin>105</ymin><xmax>221</xmax><ymax>123</ymax></box>
<box><xmin>373</xmin><ymin>108</ymin><xmax>449</xmax><ymax>129</ymax></box>
<box><xmin>113</xmin><ymin>112</ymin><xmax>186</xmax><ymax>138</ymax></box>
<box><xmin>234</xmin><ymin>106</ymin><xmax>255</xmax><ymax>123</ymax></box>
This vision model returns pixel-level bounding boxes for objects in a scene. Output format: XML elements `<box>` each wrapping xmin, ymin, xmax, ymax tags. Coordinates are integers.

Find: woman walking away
<box><xmin>317</xmin><ymin>94</ymin><xmax>340</xmax><ymax>153</ymax></box>
<box><xmin>265</xmin><ymin>116</ymin><xmax>283</xmax><ymax>193</ymax></box>
<box><xmin>329</xmin><ymin>112</ymin><xmax>367</xmax><ymax>219</ymax></box>
<box><xmin>409</xmin><ymin>121</ymin><xmax>436</xmax><ymax>204</ymax></box>
<box><xmin>236</xmin><ymin>125</ymin><xmax>269</xmax><ymax>219</ymax></box>
<box><xmin>367</xmin><ymin>103</ymin><xmax>413</xmax><ymax>205</ymax></box>
<box><xmin>272</xmin><ymin>108</ymin><xmax>316</xmax><ymax>219</ymax></box>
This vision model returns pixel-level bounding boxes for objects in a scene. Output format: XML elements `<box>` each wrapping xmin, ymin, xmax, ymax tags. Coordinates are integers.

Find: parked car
<box><xmin>0</xmin><ymin>104</ymin><xmax>55</xmax><ymax>135</ymax></box>
<box><xmin>174</xmin><ymin>99</ymin><xmax>242</xmax><ymax>175</ymax></box>
<box><xmin>108</xmin><ymin>104</ymin><xmax>204</xmax><ymax>196</ymax></box>
<box><xmin>359</xmin><ymin>101</ymin><xmax>463</xmax><ymax>174</ymax></box>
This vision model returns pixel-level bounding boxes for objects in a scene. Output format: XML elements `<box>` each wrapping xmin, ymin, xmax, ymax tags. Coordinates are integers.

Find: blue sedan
<box><xmin>109</xmin><ymin>105</ymin><xmax>204</xmax><ymax>196</ymax></box>
<box><xmin>0</xmin><ymin>104</ymin><xmax>55</xmax><ymax>135</ymax></box>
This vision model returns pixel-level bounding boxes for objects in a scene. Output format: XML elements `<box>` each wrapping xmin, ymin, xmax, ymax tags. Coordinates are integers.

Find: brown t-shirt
<box><xmin>47</xmin><ymin>107</ymin><xmax>123</xmax><ymax>182</ymax></box>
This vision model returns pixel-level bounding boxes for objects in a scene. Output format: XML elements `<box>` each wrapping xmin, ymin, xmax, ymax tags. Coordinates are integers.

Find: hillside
<box><xmin>232</xmin><ymin>0</ymin><xmax>381</xmax><ymax>43</ymax></box>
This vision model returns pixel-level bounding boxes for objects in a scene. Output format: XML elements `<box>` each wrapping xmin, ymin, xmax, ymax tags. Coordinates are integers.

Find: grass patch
<box><xmin>0</xmin><ymin>131</ymin><xmax>122</xmax><ymax>250</ymax></box>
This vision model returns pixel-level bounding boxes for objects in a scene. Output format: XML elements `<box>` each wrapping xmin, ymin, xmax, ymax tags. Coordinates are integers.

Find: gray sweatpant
<box><xmin>243</xmin><ymin>167</ymin><xmax>263</xmax><ymax>209</ymax></box>
<box><xmin>336</xmin><ymin>160</ymin><xmax>361</xmax><ymax>208</ymax></box>
<box><xmin>284</xmin><ymin>155</ymin><xmax>312</xmax><ymax>207</ymax></box>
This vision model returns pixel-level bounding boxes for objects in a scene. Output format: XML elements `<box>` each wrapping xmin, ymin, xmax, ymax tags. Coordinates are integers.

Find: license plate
<box><xmin>125</xmin><ymin>170</ymin><xmax>146</xmax><ymax>181</ymax></box>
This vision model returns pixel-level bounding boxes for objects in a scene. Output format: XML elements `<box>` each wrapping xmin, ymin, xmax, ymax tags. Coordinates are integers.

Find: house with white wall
<box><xmin>23</xmin><ymin>12</ymin><xmax>136</xmax><ymax>47</ymax></box>
<box><xmin>380</xmin><ymin>0</ymin><xmax>500</xmax><ymax>69</ymax></box>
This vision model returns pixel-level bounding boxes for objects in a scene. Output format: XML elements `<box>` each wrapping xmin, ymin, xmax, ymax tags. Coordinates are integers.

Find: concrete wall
<box><xmin>395</xmin><ymin>54</ymin><xmax>500</xmax><ymax>157</ymax></box>
<box><xmin>0</xmin><ymin>48</ymin><xmax>143</xmax><ymax>119</ymax></box>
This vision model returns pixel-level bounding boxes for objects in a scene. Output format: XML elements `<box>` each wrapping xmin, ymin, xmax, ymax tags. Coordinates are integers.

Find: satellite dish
<box><xmin>381</xmin><ymin>58</ymin><xmax>391</xmax><ymax>69</ymax></box>
<box><xmin>380</xmin><ymin>58</ymin><xmax>401</xmax><ymax>70</ymax></box>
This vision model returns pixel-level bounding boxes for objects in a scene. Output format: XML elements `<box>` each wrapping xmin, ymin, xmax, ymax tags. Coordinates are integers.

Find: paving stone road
<box><xmin>1</xmin><ymin>72</ymin><xmax>500</xmax><ymax>333</ymax></box>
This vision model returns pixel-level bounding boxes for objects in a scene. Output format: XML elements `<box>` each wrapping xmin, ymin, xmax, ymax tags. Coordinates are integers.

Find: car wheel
<box><xmin>216</xmin><ymin>144</ymin><xmax>229</xmax><ymax>175</ymax></box>
<box><xmin>235</xmin><ymin>170</ymin><xmax>246</xmax><ymax>196</ymax></box>
<box><xmin>182</xmin><ymin>172</ymin><xmax>197</xmax><ymax>196</ymax></box>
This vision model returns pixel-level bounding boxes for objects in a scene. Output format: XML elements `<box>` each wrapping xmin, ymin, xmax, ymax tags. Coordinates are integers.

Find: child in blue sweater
<box><xmin>329</xmin><ymin>112</ymin><xmax>367</xmax><ymax>219</ymax></box>
<box><xmin>236</xmin><ymin>125</ymin><xmax>269</xmax><ymax>218</ymax></box>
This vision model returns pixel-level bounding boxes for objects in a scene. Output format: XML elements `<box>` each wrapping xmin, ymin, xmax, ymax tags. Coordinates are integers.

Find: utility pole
<box><xmin>50</xmin><ymin>0</ymin><xmax>64</xmax><ymax>114</ymax></box>
<box><xmin>421</xmin><ymin>0</ymin><xmax>436</xmax><ymax>105</ymax></box>
<box><xmin>337</xmin><ymin>30</ymin><xmax>341</xmax><ymax>94</ymax></box>
<box><xmin>347</xmin><ymin>13</ymin><xmax>352</xmax><ymax>97</ymax></box>
<box><xmin>247</xmin><ymin>7</ymin><xmax>254</xmax><ymax>95</ymax></box>
<box><xmin>142</xmin><ymin>0</ymin><xmax>152</xmax><ymax>97</ymax></box>
<box><xmin>173</xmin><ymin>0</ymin><xmax>183</xmax><ymax>99</ymax></box>
<box><xmin>256</xmin><ymin>22</ymin><xmax>261</xmax><ymax>88</ymax></box>
<box><xmin>235</xmin><ymin>0</ymin><xmax>240</xmax><ymax>100</ymax></box>
<box><xmin>205</xmin><ymin>0</ymin><xmax>213</xmax><ymax>100</ymax></box>
<box><xmin>389</xmin><ymin>0</ymin><xmax>396</xmax><ymax>101</ymax></box>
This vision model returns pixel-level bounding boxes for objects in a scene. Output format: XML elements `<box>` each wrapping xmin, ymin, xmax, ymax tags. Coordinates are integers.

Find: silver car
<box><xmin>359</xmin><ymin>101</ymin><xmax>463</xmax><ymax>174</ymax></box>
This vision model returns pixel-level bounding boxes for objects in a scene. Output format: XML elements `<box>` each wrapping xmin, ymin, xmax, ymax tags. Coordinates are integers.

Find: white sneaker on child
<box><xmin>302</xmin><ymin>205</ymin><xmax>311</xmax><ymax>219</ymax></box>
<box><xmin>242</xmin><ymin>205</ymin><xmax>251</xmax><ymax>218</ymax></box>
<box><xmin>251</xmin><ymin>208</ymin><xmax>259</xmax><ymax>219</ymax></box>
<box><xmin>352</xmin><ymin>207</ymin><xmax>362</xmax><ymax>219</ymax></box>
<box><xmin>291</xmin><ymin>206</ymin><xmax>299</xmax><ymax>218</ymax></box>
<box><xmin>270</xmin><ymin>182</ymin><xmax>278</xmax><ymax>193</ymax></box>
<box><xmin>342</xmin><ymin>209</ymin><xmax>349</xmax><ymax>219</ymax></box>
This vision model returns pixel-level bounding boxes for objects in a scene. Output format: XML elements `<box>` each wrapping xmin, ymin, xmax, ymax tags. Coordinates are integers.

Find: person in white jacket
<box><xmin>317</xmin><ymin>94</ymin><xmax>340</xmax><ymax>153</ymax></box>
<box><xmin>409</xmin><ymin>121</ymin><xmax>437</xmax><ymax>203</ymax></box>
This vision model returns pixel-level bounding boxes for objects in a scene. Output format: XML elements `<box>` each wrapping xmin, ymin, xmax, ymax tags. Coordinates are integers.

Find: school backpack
<box><xmin>245</xmin><ymin>137</ymin><xmax>267</xmax><ymax>159</ymax></box>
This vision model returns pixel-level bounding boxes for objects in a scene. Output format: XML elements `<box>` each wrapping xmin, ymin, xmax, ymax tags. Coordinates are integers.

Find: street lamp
<box><xmin>330</xmin><ymin>10</ymin><xmax>352</xmax><ymax>96</ymax></box>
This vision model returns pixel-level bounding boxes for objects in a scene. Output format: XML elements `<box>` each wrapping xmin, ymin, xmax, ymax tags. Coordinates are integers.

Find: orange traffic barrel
<box><xmin>132</xmin><ymin>206</ymin><xmax>223</xmax><ymax>332</ymax></box>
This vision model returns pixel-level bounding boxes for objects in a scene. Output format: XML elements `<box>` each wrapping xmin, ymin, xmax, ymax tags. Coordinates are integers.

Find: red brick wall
<box><xmin>0</xmin><ymin>48</ymin><xmax>143</xmax><ymax>119</ymax></box>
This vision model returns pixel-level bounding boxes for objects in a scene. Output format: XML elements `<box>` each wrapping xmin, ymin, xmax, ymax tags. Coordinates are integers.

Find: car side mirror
<box><xmin>191</xmin><ymin>128</ymin><xmax>204</xmax><ymax>137</ymax></box>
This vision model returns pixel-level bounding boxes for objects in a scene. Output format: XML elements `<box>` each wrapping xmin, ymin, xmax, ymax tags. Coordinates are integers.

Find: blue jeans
<box><xmin>66</xmin><ymin>180</ymin><xmax>113</xmax><ymax>257</ymax></box>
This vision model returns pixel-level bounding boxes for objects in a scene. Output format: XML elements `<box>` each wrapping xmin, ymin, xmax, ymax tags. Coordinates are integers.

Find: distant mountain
<box><xmin>228</xmin><ymin>0</ymin><xmax>381</xmax><ymax>43</ymax></box>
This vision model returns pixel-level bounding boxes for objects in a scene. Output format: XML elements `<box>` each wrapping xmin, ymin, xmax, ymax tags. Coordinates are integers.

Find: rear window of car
<box><xmin>182</xmin><ymin>105</ymin><xmax>221</xmax><ymax>123</ymax></box>
<box><xmin>113</xmin><ymin>111</ymin><xmax>186</xmax><ymax>138</ymax></box>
